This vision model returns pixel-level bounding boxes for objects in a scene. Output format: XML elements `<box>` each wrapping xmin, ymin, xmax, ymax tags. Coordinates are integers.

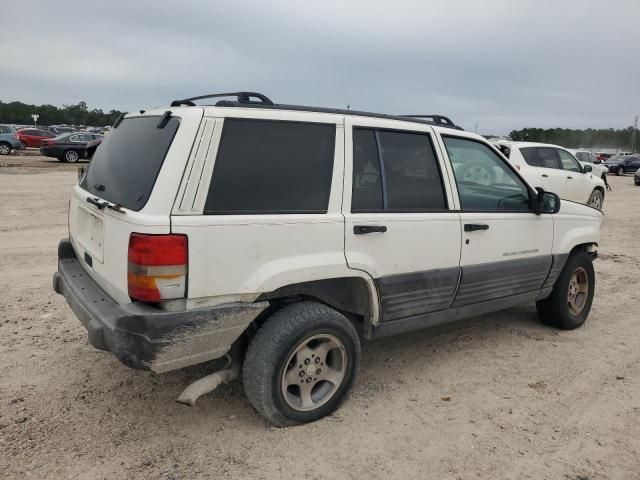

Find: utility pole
<box><xmin>474</xmin><ymin>122</ymin><xmax>478</xmax><ymax>134</ymax></box>
<box><xmin>632</xmin><ymin>115</ymin><xmax>638</xmax><ymax>153</ymax></box>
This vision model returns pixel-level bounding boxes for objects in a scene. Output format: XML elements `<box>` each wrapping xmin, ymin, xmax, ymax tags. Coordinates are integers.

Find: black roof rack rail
<box><xmin>401</xmin><ymin>114</ymin><xmax>457</xmax><ymax>127</ymax></box>
<box><xmin>170</xmin><ymin>91</ymin><xmax>273</xmax><ymax>107</ymax></box>
<box><xmin>171</xmin><ymin>93</ymin><xmax>463</xmax><ymax>130</ymax></box>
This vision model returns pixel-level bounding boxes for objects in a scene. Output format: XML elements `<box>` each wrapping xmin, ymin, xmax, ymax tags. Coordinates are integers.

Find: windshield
<box><xmin>80</xmin><ymin>115</ymin><xmax>180</xmax><ymax>211</ymax></box>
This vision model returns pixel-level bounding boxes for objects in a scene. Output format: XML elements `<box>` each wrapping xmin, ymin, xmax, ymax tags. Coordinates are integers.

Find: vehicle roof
<box><xmin>493</xmin><ymin>140</ymin><xmax>569</xmax><ymax>150</ymax></box>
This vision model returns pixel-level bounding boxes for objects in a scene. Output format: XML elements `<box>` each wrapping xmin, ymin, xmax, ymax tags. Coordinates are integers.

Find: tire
<box><xmin>20</xmin><ymin>141</ymin><xmax>26</xmax><ymax>149</ymax></box>
<box><xmin>617</xmin><ymin>166</ymin><xmax>624</xmax><ymax>176</ymax></box>
<box><xmin>243</xmin><ymin>301</ymin><xmax>360</xmax><ymax>427</ymax></box>
<box><xmin>63</xmin><ymin>149</ymin><xmax>80</xmax><ymax>163</ymax></box>
<box><xmin>536</xmin><ymin>250</ymin><xmax>595</xmax><ymax>330</ymax></box>
<box><xmin>0</xmin><ymin>142</ymin><xmax>11</xmax><ymax>155</ymax></box>
<box><xmin>587</xmin><ymin>189</ymin><xmax>603</xmax><ymax>210</ymax></box>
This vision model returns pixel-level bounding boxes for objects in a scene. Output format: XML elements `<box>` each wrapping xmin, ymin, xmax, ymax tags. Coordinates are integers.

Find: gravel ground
<box><xmin>1</xmin><ymin>156</ymin><xmax>639</xmax><ymax>480</ymax></box>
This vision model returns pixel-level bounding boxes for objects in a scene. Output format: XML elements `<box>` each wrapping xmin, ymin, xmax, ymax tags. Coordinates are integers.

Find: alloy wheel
<box><xmin>567</xmin><ymin>267</ymin><xmax>589</xmax><ymax>316</ymax></box>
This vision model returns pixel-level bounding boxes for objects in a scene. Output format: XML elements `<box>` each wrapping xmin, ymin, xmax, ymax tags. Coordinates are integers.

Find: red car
<box><xmin>16</xmin><ymin>128</ymin><xmax>55</xmax><ymax>148</ymax></box>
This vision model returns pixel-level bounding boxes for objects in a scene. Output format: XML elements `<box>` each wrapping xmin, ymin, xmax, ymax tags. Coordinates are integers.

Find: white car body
<box><xmin>494</xmin><ymin>141</ymin><xmax>605</xmax><ymax>207</ymax></box>
<box><xmin>55</xmin><ymin>102</ymin><xmax>603</xmax><ymax>376</ymax></box>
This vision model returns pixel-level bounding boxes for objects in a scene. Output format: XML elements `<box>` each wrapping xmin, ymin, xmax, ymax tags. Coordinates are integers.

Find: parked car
<box><xmin>595</xmin><ymin>152</ymin><xmax>613</xmax><ymax>162</ymax></box>
<box><xmin>16</xmin><ymin>128</ymin><xmax>56</xmax><ymax>148</ymax></box>
<box><xmin>603</xmin><ymin>154</ymin><xmax>640</xmax><ymax>175</ymax></box>
<box><xmin>634</xmin><ymin>168</ymin><xmax>640</xmax><ymax>186</ymax></box>
<box><xmin>40</xmin><ymin>132</ymin><xmax>103</xmax><ymax>162</ymax></box>
<box><xmin>84</xmin><ymin>137</ymin><xmax>103</xmax><ymax>159</ymax></box>
<box><xmin>493</xmin><ymin>141</ymin><xmax>606</xmax><ymax>209</ymax></box>
<box><xmin>0</xmin><ymin>123</ymin><xmax>17</xmax><ymax>135</ymax></box>
<box><xmin>53</xmin><ymin>92</ymin><xmax>603</xmax><ymax>426</ymax></box>
<box><xmin>0</xmin><ymin>127</ymin><xmax>23</xmax><ymax>155</ymax></box>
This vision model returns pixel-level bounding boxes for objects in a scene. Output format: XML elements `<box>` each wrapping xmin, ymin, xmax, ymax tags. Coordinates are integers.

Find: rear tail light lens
<box><xmin>127</xmin><ymin>233</ymin><xmax>187</xmax><ymax>302</ymax></box>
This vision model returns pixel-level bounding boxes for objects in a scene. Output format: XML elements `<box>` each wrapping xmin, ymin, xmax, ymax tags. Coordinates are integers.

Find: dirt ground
<box><xmin>1</xmin><ymin>155</ymin><xmax>639</xmax><ymax>480</ymax></box>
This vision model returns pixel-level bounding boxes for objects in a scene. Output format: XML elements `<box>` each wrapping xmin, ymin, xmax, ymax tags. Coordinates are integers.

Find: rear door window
<box><xmin>538</xmin><ymin>148</ymin><xmax>561</xmax><ymax>169</ymax></box>
<box><xmin>80</xmin><ymin>116</ymin><xmax>180</xmax><ymax>211</ymax></box>
<box><xmin>204</xmin><ymin>119</ymin><xmax>336</xmax><ymax>214</ymax></box>
<box><xmin>520</xmin><ymin>147</ymin><xmax>540</xmax><ymax>166</ymax></box>
<box><xmin>351</xmin><ymin>127</ymin><xmax>447</xmax><ymax>212</ymax></box>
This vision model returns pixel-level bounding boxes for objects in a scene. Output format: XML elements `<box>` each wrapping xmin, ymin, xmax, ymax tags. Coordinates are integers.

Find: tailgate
<box><xmin>69</xmin><ymin>108</ymin><xmax>203</xmax><ymax>304</ymax></box>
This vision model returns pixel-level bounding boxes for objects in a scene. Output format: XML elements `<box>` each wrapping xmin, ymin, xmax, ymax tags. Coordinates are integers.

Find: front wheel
<box><xmin>0</xmin><ymin>142</ymin><xmax>11</xmax><ymax>155</ymax></box>
<box><xmin>63</xmin><ymin>149</ymin><xmax>80</xmax><ymax>163</ymax></box>
<box><xmin>536</xmin><ymin>251</ymin><xmax>595</xmax><ymax>330</ymax></box>
<box><xmin>617</xmin><ymin>166</ymin><xmax>624</xmax><ymax>176</ymax></box>
<box><xmin>243</xmin><ymin>302</ymin><xmax>360</xmax><ymax>427</ymax></box>
<box><xmin>587</xmin><ymin>189</ymin><xmax>603</xmax><ymax>210</ymax></box>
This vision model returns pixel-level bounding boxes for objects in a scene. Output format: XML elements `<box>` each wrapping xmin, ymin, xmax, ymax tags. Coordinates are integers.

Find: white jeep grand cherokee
<box><xmin>54</xmin><ymin>92</ymin><xmax>602</xmax><ymax>426</ymax></box>
<box><xmin>493</xmin><ymin>141</ymin><xmax>606</xmax><ymax>210</ymax></box>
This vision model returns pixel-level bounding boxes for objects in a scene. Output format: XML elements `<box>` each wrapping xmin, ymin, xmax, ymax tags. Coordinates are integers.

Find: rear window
<box><xmin>204</xmin><ymin>119</ymin><xmax>335</xmax><ymax>214</ymax></box>
<box><xmin>81</xmin><ymin>116</ymin><xmax>179</xmax><ymax>211</ymax></box>
<box><xmin>519</xmin><ymin>147</ymin><xmax>540</xmax><ymax>166</ymax></box>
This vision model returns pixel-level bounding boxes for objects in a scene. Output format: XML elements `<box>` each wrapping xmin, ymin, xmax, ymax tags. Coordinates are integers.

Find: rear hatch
<box><xmin>68</xmin><ymin>108</ymin><xmax>203</xmax><ymax>304</ymax></box>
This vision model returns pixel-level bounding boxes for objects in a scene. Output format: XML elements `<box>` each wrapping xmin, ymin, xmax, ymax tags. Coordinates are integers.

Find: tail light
<box><xmin>127</xmin><ymin>233</ymin><xmax>187</xmax><ymax>302</ymax></box>
<box><xmin>13</xmin><ymin>133</ymin><xmax>18</xmax><ymax>140</ymax></box>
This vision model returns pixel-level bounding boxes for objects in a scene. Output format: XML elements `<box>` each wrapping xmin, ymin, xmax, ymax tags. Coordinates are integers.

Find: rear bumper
<box><xmin>53</xmin><ymin>239</ymin><xmax>268</xmax><ymax>372</ymax></box>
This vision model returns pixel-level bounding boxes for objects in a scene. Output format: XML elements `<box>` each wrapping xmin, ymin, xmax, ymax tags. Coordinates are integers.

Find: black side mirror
<box><xmin>582</xmin><ymin>164</ymin><xmax>592</xmax><ymax>173</ymax></box>
<box><xmin>534</xmin><ymin>187</ymin><xmax>560</xmax><ymax>214</ymax></box>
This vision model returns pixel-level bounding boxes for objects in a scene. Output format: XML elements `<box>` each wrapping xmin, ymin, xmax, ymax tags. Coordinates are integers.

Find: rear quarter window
<box><xmin>80</xmin><ymin>116</ymin><xmax>180</xmax><ymax>211</ymax></box>
<box><xmin>204</xmin><ymin>119</ymin><xmax>336</xmax><ymax>214</ymax></box>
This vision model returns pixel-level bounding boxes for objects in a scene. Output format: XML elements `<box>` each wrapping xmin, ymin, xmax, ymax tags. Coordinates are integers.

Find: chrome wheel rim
<box><xmin>567</xmin><ymin>267</ymin><xmax>589</xmax><ymax>316</ymax></box>
<box><xmin>618</xmin><ymin>167</ymin><xmax>624</xmax><ymax>176</ymax></box>
<box><xmin>65</xmin><ymin>150</ymin><xmax>79</xmax><ymax>162</ymax></box>
<box><xmin>0</xmin><ymin>144</ymin><xmax>10</xmax><ymax>155</ymax></box>
<box><xmin>589</xmin><ymin>193</ymin><xmax>602</xmax><ymax>209</ymax></box>
<box><xmin>280</xmin><ymin>334</ymin><xmax>347</xmax><ymax>412</ymax></box>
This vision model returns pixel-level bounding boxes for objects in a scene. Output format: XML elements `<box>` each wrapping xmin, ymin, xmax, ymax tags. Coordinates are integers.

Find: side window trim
<box><xmin>351</xmin><ymin>126</ymin><xmax>449</xmax><ymax>213</ymax></box>
<box><xmin>440</xmin><ymin>134</ymin><xmax>534</xmax><ymax>213</ymax></box>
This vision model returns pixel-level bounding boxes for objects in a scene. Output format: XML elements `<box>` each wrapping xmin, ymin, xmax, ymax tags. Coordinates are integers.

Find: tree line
<box><xmin>508</xmin><ymin>127</ymin><xmax>639</xmax><ymax>150</ymax></box>
<box><xmin>0</xmin><ymin>100</ymin><xmax>124</xmax><ymax>127</ymax></box>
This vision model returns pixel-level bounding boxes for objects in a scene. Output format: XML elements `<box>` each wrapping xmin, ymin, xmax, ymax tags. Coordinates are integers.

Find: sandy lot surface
<box><xmin>1</xmin><ymin>157</ymin><xmax>639</xmax><ymax>480</ymax></box>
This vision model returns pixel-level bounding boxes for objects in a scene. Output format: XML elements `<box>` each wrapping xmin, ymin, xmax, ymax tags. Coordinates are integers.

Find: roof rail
<box><xmin>170</xmin><ymin>91</ymin><xmax>273</xmax><ymax>107</ymax></box>
<box><xmin>401</xmin><ymin>114</ymin><xmax>457</xmax><ymax>127</ymax></box>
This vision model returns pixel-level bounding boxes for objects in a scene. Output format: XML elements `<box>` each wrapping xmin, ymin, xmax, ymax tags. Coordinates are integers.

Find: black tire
<box><xmin>243</xmin><ymin>301</ymin><xmax>360</xmax><ymax>427</ymax></box>
<box><xmin>617</xmin><ymin>166</ymin><xmax>624</xmax><ymax>176</ymax></box>
<box><xmin>587</xmin><ymin>189</ymin><xmax>604</xmax><ymax>210</ymax></box>
<box><xmin>63</xmin><ymin>149</ymin><xmax>80</xmax><ymax>163</ymax></box>
<box><xmin>0</xmin><ymin>142</ymin><xmax>11</xmax><ymax>155</ymax></box>
<box><xmin>536</xmin><ymin>250</ymin><xmax>595</xmax><ymax>330</ymax></box>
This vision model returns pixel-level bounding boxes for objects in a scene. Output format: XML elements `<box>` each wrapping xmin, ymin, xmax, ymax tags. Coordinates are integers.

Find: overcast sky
<box><xmin>1</xmin><ymin>0</ymin><xmax>639</xmax><ymax>134</ymax></box>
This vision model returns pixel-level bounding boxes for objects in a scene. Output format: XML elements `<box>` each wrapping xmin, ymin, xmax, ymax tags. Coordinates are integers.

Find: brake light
<box><xmin>127</xmin><ymin>233</ymin><xmax>187</xmax><ymax>302</ymax></box>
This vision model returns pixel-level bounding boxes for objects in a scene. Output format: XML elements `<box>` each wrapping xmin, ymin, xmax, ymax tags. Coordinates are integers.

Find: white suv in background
<box><xmin>53</xmin><ymin>93</ymin><xmax>603</xmax><ymax>426</ymax></box>
<box><xmin>494</xmin><ymin>141</ymin><xmax>606</xmax><ymax>210</ymax></box>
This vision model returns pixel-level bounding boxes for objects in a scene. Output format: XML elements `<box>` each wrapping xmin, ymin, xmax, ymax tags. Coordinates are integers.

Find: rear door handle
<box><xmin>464</xmin><ymin>223</ymin><xmax>489</xmax><ymax>232</ymax></box>
<box><xmin>354</xmin><ymin>225</ymin><xmax>387</xmax><ymax>235</ymax></box>
<box><xmin>567</xmin><ymin>176</ymin><xmax>573</xmax><ymax>179</ymax></box>
<box><xmin>541</xmin><ymin>174</ymin><xmax>549</xmax><ymax>178</ymax></box>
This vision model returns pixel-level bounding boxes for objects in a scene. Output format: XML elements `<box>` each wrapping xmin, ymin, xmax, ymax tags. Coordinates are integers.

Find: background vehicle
<box><xmin>40</xmin><ymin>132</ymin><xmax>103</xmax><ymax>162</ymax></box>
<box><xmin>493</xmin><ymin>141</ymin><xmax>605</xmax><ymax>209</ymax></box>
<box><xmin>635</xmin><ymin>168</ymin><xmax>640</xmax><ymax>186</ymax></box>
<box><xmin>603</xmin><ymin>154</ymin><xmax>640</xmax><ymax>175</ymax></box>
<box><xmin>595</xmin><ymin>152</ymin><xmax>613</xmax><ymax>162</ymax></box>
<box><xmin>16</xmin><ymin>128</ymin><xmax>55</xmax><ymax>148</ymax></box>
<box><xmin>0</xmin><ymin>129</ymin><xmax>23</xmax><ymax>155</ymax></box>
<box><xmin>53</xmin><ymin>92</ymin><xmax>603</xmax><ymax>426</ymax></box>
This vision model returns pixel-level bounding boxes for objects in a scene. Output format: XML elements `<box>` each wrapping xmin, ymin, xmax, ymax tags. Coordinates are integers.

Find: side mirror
<box><xmin>582</xmin><ymin>164</ymin><xmax>592</xmax><ymax>173</ymax></box>
<box><xmin>534</xmin><ymin>188</ymin><xmax>560</xmax><ymax>214</ymax></box>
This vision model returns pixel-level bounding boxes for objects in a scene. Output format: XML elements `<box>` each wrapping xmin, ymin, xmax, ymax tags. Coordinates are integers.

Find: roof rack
<box><xmin>170</xmin><ymin>91</ymin><xmax>274</xmax><ymax>107</ymax></box>
<box><xmin>170</xmin><ymin>91</ymin><xmax>463</xmax><ymax>130</ymax></box>
<box><xmin>400</xmin><ymin>114</ymin><xmax>457</xmax><ymax>127</ymax></box>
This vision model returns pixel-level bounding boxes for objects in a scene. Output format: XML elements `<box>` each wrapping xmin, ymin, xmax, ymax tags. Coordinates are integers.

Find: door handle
<box><xmin>464</xmin><ymin>223</ymin><xmax>490</xmax><ymax>232</ymax></box>
<box><xmin>354</xmin><ymin>225</ymin><xmax>387</xmax><ymax>235</ymax></box>
<box><xmin>541</xmin><ymin>174</ymin><xmax>549</xmax><ymax>178</ymax></box>
<box><xmin>567</xmin><ymin>176</ymin><xmax>573</xmax><ymax>179</ymax></box>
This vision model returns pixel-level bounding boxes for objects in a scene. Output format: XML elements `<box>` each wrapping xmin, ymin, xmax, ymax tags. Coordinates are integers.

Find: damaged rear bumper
<box><xmin>53</xmin><ymin>239</ymin><xmax>267</xmax><ymax>373</ymax></box>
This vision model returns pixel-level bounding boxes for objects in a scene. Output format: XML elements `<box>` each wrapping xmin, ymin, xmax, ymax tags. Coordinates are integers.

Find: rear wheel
<box><xmin>536</xmin><ymin>250</ymin><xmax>595</xmax><ymax>330</ymax></box>
<box><xmin>587</xmin><ymin>189</ymin><xmax>603</xmax><ymax>210</ymax></box>
<box><xmin>0</xmin><ymin>142</ymin><xmax>11</xmax><ymax>155</ymax></box>
<box><xmin>617</xmin><ymin>166</ymin><xmax>624</xmax><ymax>176</ymax></box>
<box><xmin>63</xmin><ymin>149</ymin><xmax>80</xmax><ymax>163</ymax></box>
<box><xmin>243</xmin><ymin>301</ymin><xmax>360</xmax><ymax>427</ymax></box>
